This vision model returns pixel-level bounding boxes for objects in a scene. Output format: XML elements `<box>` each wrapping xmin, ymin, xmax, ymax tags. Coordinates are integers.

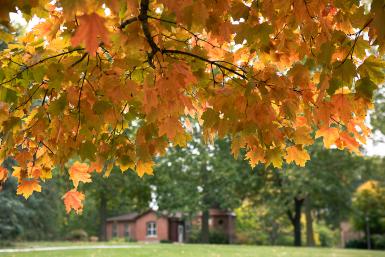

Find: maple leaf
<box><xmin>62</xmin><ymin>189</ymin><xmax>85</xmax><ymax>214</ymax></box>
<box><xmin>0</xmin><ymin>167</ymin><xmax>8</xmax><ymax>183</ymax></box>
<box><xmin>265</xmin><ymin>148</ymin><xmax>283</xmax><ymax>169</ymax></box>
<box><xmin>69</xmin><ymin>162</ymin><xmax>92</xmax><ymax>188</ymax></box>
<box><xmin>285</xmin><ymin>146</ymin><xmax>310</xmax><ymax>167</ymax></box>
<box><xmin>293</xmin><ymin>126</ymin><xmax>314</xmax><ymax>146</ymax></box>
<box><xmin>315</xmin><ymin>127</ymin><xmax>339</xmax><ymax>148</ymax></box>
<box><xmin>16</xmin><ymin>179</ymin><xmax>42</xmax><ymax>199</ymax></box>
<box><xmin>136</xmin><ymin>161</ymin><xmax>154</xmax><ymax>177</ymax></box>
<box><xmin>71</xmin><ymin>13</ymin><xmax>110</xmax><ymax>55</ymax></box>
<box><xmin>245</xmin><ymin>147</ymin><xmax>265</xmax><ymax>168</ymax></box>
<box><xmin>88</xmin><ymin>160</ymin><xmax>104</xmax><ymax>173</ymax></box>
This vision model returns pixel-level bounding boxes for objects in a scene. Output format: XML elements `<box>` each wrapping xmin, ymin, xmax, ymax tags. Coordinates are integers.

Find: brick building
<box><xmin>105</xmin><ymin>208</ymin><xmax>235</xmax><ymax>243</ymax></box>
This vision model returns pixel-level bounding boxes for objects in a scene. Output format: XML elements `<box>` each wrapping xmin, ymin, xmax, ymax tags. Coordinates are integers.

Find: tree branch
<box><xmin>119</xmin><ymin>17</ymin><xmax>139</xmax><ymax>30</ymax></box>
<box><xmin>139</xmin><ymin>0</ymin><xmax>159</xmax><ymax>67</ymax></box>
<box><xmin>0</xmin><ymin>48</ymin><xmax>84</xmax><ymax>87</ymax></box>
<box><xmin>162</xmin><ymin>49</ymin><xmax>246</xmax><ymax>79</ymax></box>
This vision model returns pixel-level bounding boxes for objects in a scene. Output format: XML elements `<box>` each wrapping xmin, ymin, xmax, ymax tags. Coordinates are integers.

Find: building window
<box><xmin>218</xmin><ymin>219</ymin><xmax>224</xmax><ymax>225</ymax></box>
<box><xmin>112</xmin><ymin>223</ymin><xmax>118</xmax><ymax>237</ymax></box>
<box><xmin>124</xmin><ymin>223</ymin><xmax>130</xmax><ymax>237</ymax></box>
<box><xmin>146</xmin><ymin>221</ymin><xmax>157</xmax><ymax>237</ymax></box>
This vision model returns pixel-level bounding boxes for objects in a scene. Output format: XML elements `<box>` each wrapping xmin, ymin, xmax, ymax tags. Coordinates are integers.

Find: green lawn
<box><xmin>1</xmin><ymin>243</ymin><xmax>385</xmax><ymax>257</ymax></box>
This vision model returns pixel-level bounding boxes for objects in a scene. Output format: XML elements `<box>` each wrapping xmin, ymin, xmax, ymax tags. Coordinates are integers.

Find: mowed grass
<box><xmin>1</xmin><ymin>243</ymin><xmax>385</xmax><ymax>257</ymax></box>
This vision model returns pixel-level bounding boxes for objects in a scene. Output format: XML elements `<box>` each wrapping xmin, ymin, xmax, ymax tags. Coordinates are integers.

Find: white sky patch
<box><xmin>9</xmin><ymin>10</ymin><xmax>44</xmax><ymax>32</ymax></box>
<box><xmin>364</xmin><ymin>131</ymin><xmax>385</xmax><ymax>156</ymax></box>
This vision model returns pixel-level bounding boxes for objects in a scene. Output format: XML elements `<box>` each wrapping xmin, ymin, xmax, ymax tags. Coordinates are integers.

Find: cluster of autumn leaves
<box><xmin>0</xmin><ymin>0</ymin><xmax>384</xmax><ymax>213</ymax></box>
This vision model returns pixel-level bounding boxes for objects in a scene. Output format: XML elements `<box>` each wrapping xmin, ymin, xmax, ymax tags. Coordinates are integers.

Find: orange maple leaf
<box><xmin>88</xmin><ymin>160</ymin><xmax>104</xmax><ymax>173</ymax></box>
<box><xmin>315</xmin><ymin>127</ymin><xmax>339</xmax><ymax>148</ymax></box>
<box><xmin>16</xmin><ymin>179</ymin><xmax>42</xmax><ymax>199</ymax></box>
<box><xmin>285</xmin><ymin>146</ymin><xmax>310</xmax><ymax>167</ymax></box>
<box><xmin>245</xmin><ymin>147</ymin><xmax>265</xmax><ymax>168</ymax></box>
<box><xmin>0</xmin><ymin>167</ymin><xmax>8</xmax><ymax>183</ymax></box>
<box><xmin>69</xmin><ymin>161</ymin><xmax>92</xmax><ymax>188</ymax></box>
<box><xmin>62</xmin><ymin>189</ymin><xmax>85</xmax><ymax>214</ymax></box>
<box><xmin>71</xmin><ymin>13</ymin><xmax>109</xmax><ymax>55</ymax></box>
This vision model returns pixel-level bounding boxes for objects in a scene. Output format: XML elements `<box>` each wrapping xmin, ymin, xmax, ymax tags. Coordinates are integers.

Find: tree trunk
<box><xmin>99</xmin><ymin>191</ymin><xmax>107</xmax><ymax>241</ymax></box>
<box><xmin>287</xmin><ymin>197</ymin><xmax>304</xmax><ymax>247</ymax></box>
<box><xmin>201</xmin><ymin>208</ymin><xmax>210</xmax><ymax>243</ymax></box>
<box><xmin>305</xmin><ymin>198</ymin><xmax>315</xmax><ymax>247</ymax></box>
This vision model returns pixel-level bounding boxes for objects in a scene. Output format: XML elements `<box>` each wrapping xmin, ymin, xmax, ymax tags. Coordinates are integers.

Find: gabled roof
<box><xmin>106</xmin><ymin>209</ymin><xmax>184</xmax><ymax>222</ymax></box>
<box><xmin>106</xmin><ymin>212</ymin><xmax>139</xmax><ymax>222</ymax></box>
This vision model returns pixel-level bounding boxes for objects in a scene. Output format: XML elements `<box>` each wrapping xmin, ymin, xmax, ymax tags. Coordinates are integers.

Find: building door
<box><xmin>178</xmin><ymin>224</ymin><xmax>184</xmax><ymax>243</ymax></box>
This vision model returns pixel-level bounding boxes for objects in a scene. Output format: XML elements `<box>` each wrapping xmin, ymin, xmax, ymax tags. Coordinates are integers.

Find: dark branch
<box><xmin>162</xmin><ymin>49</ymin><xmax>246</xmax><ymax>79</ymax></box>
<box><xmin>0</xmin><ymin>48</ymin><xmax>84</xmax><ymax>87</ymax></box>
<box><xmin>119</xmin><ymin>16</ymin><xmax>139</xmax><ymax>29</ymax></box>
<box><xmin>139</xmin><ymin>0</ymin><xmax>159</xmax><ymax>67</ymax></box>
<box><xmin>13</xmin><ymin>81</ymin><xmax>46</xmax><ymax>111</ymax></box>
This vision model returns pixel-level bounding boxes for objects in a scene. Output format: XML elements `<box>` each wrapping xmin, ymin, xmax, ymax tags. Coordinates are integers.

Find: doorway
<box><xmin>178</xmin><ymin>224</ymin><xmax>184</xmax><ymax>243</ymax></box>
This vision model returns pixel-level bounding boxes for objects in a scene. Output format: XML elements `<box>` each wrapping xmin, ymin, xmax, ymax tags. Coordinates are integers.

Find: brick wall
<box><xmin>135</xmin><ymin>212</ymin><xmax>169</xmax><ymax>242</ymax></box>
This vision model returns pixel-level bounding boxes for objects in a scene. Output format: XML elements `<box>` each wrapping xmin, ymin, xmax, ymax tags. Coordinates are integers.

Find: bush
<box><xmin>109</xmin><ymin>237</ymin><xmax>125</xmax><ymax>243</ymax></box>
<box><xmin>345</xmin><ymin>239</ymin><xmax>367</xmax><ymax>249</ymax></box>
<box><xmin>67</xmin><ymin>229</ymin><xmax>88</xmax><ymax>241</ymax></box>
<box><xmin>186</xmin><ymin>226</ymin><xmax>229</xmax><ymax>244</ymax></box>
<box><xmin>125</xmin><ymin>236</ymin><xmax>137</xmax><ymax>242</ymax></box>
<box><xmin>160</xmin><ymin>240</ymin><xmax>172</xmax><ymax>243</ymax></box>
<box><xmin>317</xmin><ymin>225</ymin><xmax>337</xmax><ymax>247</ymax></box>
<box><xmin>209</xmin><ymin>230</ymin><xmax>229</xmax><ymax>244</ymax></box>
<box><xmin>275</xmin><ymin>235</ymin><xmax>293</xmax><ymax>246</ymax></box>
<box><xmin>372</xmin><ymin>235</ymin><xmax>385</xmax><ymax>250</ymax></box>
<box><xmin>0</xmin><ymin>241</ymin><xmax>13</xmax><ymax>248</ymax></box>
<box><xmin>89</xmin><ymin>236</ymin><xmax>98</xmax><ymax>242</ymax></box>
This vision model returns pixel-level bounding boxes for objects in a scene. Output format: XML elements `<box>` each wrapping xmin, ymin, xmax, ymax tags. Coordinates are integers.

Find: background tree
<box><xmin>151</xmin><ymin>128</ymin><xmax>261</xmax><ymax>243</ymax></box>
<box><xmin>351</xmin><ymin>181</ymin><xmax>385</xmax><ymax>249</ymax></box>
<box><xmin>248</xmin><ymin>141</ymin><xmax>369</xmax><ymax>246</ymax></box>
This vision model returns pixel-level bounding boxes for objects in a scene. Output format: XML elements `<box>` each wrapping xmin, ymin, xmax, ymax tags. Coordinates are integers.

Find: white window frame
<box><xmin>146</xmin><ymin>221</ymin><xmax>157</xmax><ymax>237</ymax></box>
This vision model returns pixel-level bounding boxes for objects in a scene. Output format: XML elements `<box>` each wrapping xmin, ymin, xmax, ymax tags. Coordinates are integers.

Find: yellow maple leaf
<box><xmin>69</xmin><ymin>161</ymin><xmax>91</xmax><ymax>188</ymax></box>
<box><xmin>71</xmin><ymin>13</ymin><xmax>110</xmax><ymax>55</ymax></box>
<box><xmin>136</xmin><ymin>160</ymin><xmax>154</xmax><ymax>177</ymax></box>
<box><xmin>285</xmin><ymin>146</ymin><xmax>310</xmax><ymax>167</ymax></box>
<box><xmin>293</xmin><ymin>126</ymin><xmax>314</xmax><ymax>145</ymax></box>
<box><xmin>62</xmin><ymin>189</ymin><xmax>85</xmax><ymax>214</ymax></box>
<box><xmin>315</xmin><ymin>127</ymin><xmax>339</xmax><ymax>148</ymax></box>
<box><xmin>265</xmin><ymin>148</ymin><xmax>283</xmax><ymax>168</ymax></box>
<box><xmin>16</xmin><ymin>179</ymin><xmax>42</xmax><ymax>199</ymax></box>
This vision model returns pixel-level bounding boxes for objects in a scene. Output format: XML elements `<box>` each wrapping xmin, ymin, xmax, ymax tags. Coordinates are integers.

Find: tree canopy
<box><xmin>0</xmin><ymin>0</ymin><xmax>384</xmax><ymax>213</ymax></box>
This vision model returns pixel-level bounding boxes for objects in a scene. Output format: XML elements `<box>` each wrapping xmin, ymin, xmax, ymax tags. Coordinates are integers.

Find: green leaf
<box><xmin>0</xmin><ymin>87</ymin><xmax>17</xmax><ymax>103</ymax></box>
<box><xmin>333</xmin><ymin>59</ymin><xmax>356</xmax><ymax>86</ymax></box>
<box><xmin>32</xmin><ymin>66</ymin><xmax>46</xmax><ymax>83</ymax></box>
<box><xmin>201</xmin><ymin>108</ymin><xmax>219</xmax><ymax>128</ymax></box>
<box><xmin>79</xmin><ymin>140</ymin><xmax>96</xmax><ymax>161</ymax></box>
<box><xmin>327</xmin><ymin>78</ymin><xmax>343</xmax><ymax>95</ymax></box>
<box><xmin>92</xmin><ymin>100</ymin><xmax>112</xmax><ymax>115</ymax></box>
<box><xmin>318</xmin><ymin>42</ymin><xmax>334</xmax><ymax>65</ymax></box>
<box><xmin>357</xmin><ymin>56</ymin><xmax>385</xmax><ymax>84</ymax></box>
<box><xmin>356</xmin><ymin>77</ymin><xmax>377</xmax><ymax>100</ymax></box>
<box><xmin>47</xmin><ymin>63</ymin><xmax>64</xmax><ymax>89</ymax></box>
<box><xmin>48</xmin><ymin>93</ymin><xmax>67</xmax><ymax>115</ymax></box>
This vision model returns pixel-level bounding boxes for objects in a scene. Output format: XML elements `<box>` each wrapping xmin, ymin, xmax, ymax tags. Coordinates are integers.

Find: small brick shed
<box><xmin>106</xmin><ymin>208</ymin><xmax>236</xmax><ymax>243</ymax></box>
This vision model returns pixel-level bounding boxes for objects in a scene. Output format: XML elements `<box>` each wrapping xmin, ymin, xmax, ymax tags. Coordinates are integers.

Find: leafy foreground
<box><xmin>1</xmin><ymin>0</ymin><xmax>385</xmax><ymax>212</ymax></box>
<box><xmin>1</xmin><ymin>244</ymin><xmax>385</xmax><ymax>257</ymax></box>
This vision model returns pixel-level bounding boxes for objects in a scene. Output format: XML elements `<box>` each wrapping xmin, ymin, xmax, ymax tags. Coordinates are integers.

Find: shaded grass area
<box><xmin>1</xmin><ymin>243</ymin><xmax>385</xmax><ymax>257</ymax></box>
